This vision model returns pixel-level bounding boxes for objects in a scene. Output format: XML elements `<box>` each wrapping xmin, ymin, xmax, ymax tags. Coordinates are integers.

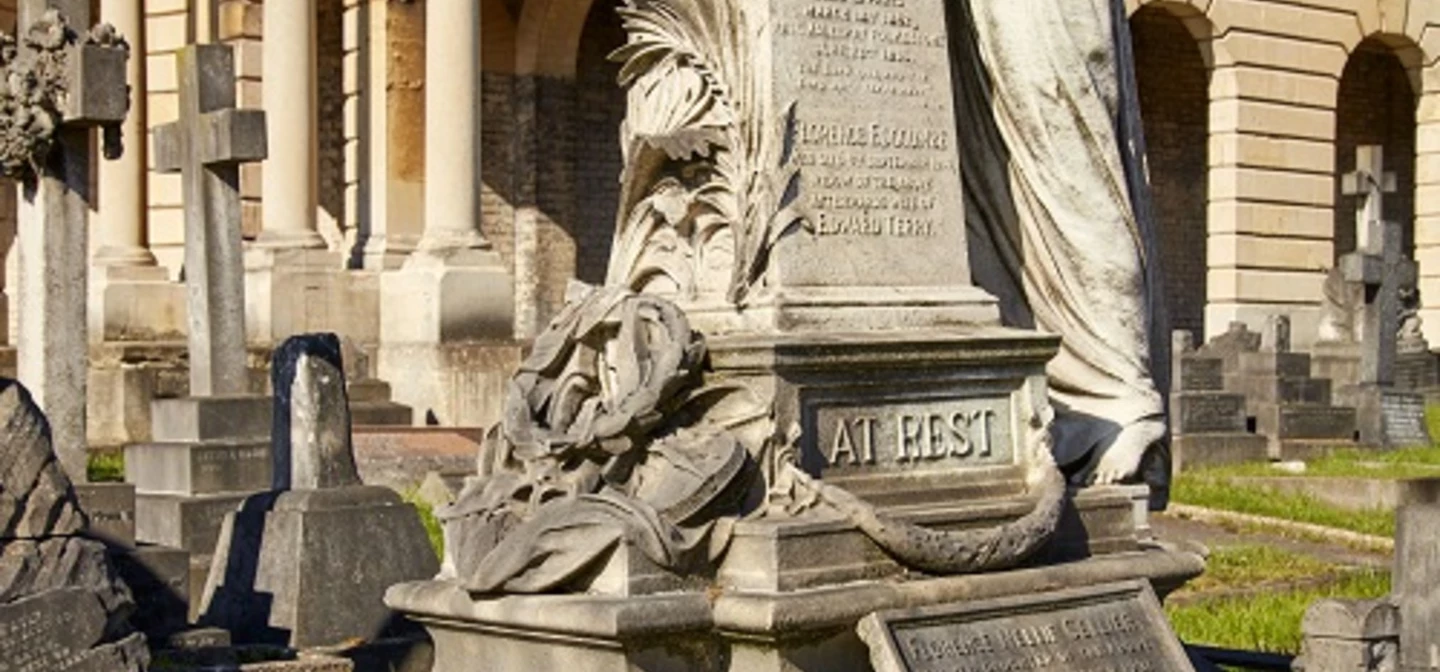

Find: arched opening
<box><xmin>567</xmin><ymin>1</ymin><xmax>627</xmax><ymax>286</ymax></box>
<box><xmin>1334</xmin><ymin>39</ymin><xmax>1417</xmax><ymax>261</ymax></box>
<box><xmin>1131</xmin><ymin>5</ymin><xmax>1211</xmax><ymax>340</ymax></box>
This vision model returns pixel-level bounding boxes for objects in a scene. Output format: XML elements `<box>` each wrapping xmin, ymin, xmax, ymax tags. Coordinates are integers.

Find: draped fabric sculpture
<box><xmin>954</xmin><ymin>0</ymin><xmax>1170</xmax><ymax>486</ymax></box>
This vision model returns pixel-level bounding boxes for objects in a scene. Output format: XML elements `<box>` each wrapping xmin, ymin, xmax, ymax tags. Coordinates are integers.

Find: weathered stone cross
<box><xmin>1342</xmin><ymin>144</ymin><xmax>1398</xmax><ymax>255</ymax></box>
<box><xmin>12</xmin><ymin>0</ymin><xmax>128</xmax><ymax>481</ymax></box>
<box><xmin>1340</xmin><ymin>146</ymin><xmax>1414</xmax><ymax>387</ymax></box>
<box><xmin>153</xmin><ymin>45</ymin><xmax>267</xmax><ymax>397</ymax></box>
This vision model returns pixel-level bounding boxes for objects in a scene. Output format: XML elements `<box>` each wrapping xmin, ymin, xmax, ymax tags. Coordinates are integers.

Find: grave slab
<box><xmin>856</xmin><ymin>580</ymin><xmax>1194</xmax><ymax>672</ymax></box>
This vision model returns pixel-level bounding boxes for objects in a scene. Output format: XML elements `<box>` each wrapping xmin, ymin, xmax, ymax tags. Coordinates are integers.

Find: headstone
<box><xmin>1293</xmin><ymin>599</ymin><xmax>1397</xmax><ymax>672</ymax></box>
<box><xmin>271</xmin><ymin>334</ymin><xmax>361</xmax><ymax>490</ymax></box>
<box><xmin>0</xmin><ymin>378</ymin><xmax>148</xmax><ymax>672</ymax></box>
<box><xmin>856</xmin><ymin>581</ymin><xmax>1195</xmax><ymax>672</ymax></box>
<box><xmin>128</xmin><ymin>44</ymin><xmax>272</xmax><ymax>567</ymax></box>
<box><xmin>1327</xmin><ymin>146</ymin><xmax>1431</xmax><ymax>447</ymax></box>
<box><xmin>1170</xmin><ymin>331</ymin><xmax>1267</xmax><ymax>470</ymax></box>
<box><xmin>200</xmin><ymin>333</ymin><xmax>439</xmax><ymax>648</ymax></box>
<box><xmin>1194</xmin><ymin>322</ymin><xmax>1357</xmax><ymax>460</ymax></box>
<box><xmin>1394</xmin><ymin>504</ymin><xmax>1440</xmax><ymax>670</ymax></box>
<box><xmin>7</xmin><ymin>2</ymin><xmax>129</xmax><ymax>482</ymax></box>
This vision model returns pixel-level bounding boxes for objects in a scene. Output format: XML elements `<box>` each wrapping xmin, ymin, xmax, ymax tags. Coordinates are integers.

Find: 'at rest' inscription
<box><xmin>814</xmin><ymin>397</ymin><xmax>1013</xmax><ymax>472</ymax></box>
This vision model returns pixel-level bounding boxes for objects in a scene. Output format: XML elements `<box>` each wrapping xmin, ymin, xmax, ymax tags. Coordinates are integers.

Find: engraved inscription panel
<box><xmin>859</xmin><ymin>582</ymin><xmax>1195</xmax><ymax>672</ymax></box>
<box><xmin>1173</xmin><ymin>394</ymin><xmax>1244</xmax><ymax>434</ymax></box>
<box><xmin>1382</xmin><ymin>392</ymin><xmax>1430</xmax><ymax>446</ymax></box>
<box><xmin>813</xmin><ymin>397</ymin><xmax>1013</xmax><ymax>474</ymax></box>
<box><xmin>772</xmin><ymin>0</ymin><xmax>968</xmax><ymax>288</ymax></box>
<box><xmin>0</xmin><ymin>588</ymin><xmax>106</xmax><ymax>672</ymax></box>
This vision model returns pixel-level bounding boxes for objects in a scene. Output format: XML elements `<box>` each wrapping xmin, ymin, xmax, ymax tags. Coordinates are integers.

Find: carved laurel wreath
<box><xmin>607</xmin><ymin>0</ymin><xmax>810</xmax><ymax>306</ymax></box>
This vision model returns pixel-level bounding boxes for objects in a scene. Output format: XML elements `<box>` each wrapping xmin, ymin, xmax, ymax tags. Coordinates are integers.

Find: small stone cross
<box><xmin>1340</xmin><ymin>220</ymin><xmax>1415</xmax><ymax>387</ymax></box>
<box><xmin>11</xmin><ymin>0</ymin><xmax>128</xmax><ymax>481</ymax></box>
<box><xmin>1342</xmin><ymin>145</ymin><xmax>1398</xmax><ymax>255</ymax></box>
<box><xmin>154</xmin><ymin>45</ymin><xmax>266</xmax><ymax>397</ymax></box>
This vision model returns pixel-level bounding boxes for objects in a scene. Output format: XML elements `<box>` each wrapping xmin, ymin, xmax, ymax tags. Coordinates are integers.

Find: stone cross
<box><xmin>1342</xmin><ymin>145</ymin><xmax>1398</xmax><ymax>255</ymax></box>
<box><xmin>13</xmin><ymin>0</ymin><xmax>129</xmax><ymax>481</ymax></box>
<box><xmin>1340</xmin><ymin>220</ymin><xmax>1415</xmax><ymax>387</ymax></box>
<box><xmin>153</xmin><ymin>45</ymin><xmax>266</xmax><ymax>397</ymax></box>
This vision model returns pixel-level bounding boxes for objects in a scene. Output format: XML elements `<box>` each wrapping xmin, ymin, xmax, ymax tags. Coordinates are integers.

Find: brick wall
<box><xmin>318</xmin><ymin>0</ymin><xmax>345</xmax><ymax>245</ymax></box>
<box><xmin>1132</xmin><ymin>7</ymin><xmax>1210</xmax><ymax>339</ymax></box>
<box><xmin>482</xmin><ymin>71</ymin><xmax>518</xmax><ymax>274</ymax></box>
<box><xmin>1334</xmin><ymin>43</ymin><xmax>1416</xmax><ymax>261</ymax></box>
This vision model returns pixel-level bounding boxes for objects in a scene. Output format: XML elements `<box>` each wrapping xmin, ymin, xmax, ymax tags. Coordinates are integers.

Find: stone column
<box><xmin>377</xmin><ymin>0</ymin><xmax>515</xmax><ymax>425</ymax></box>
<box><xmin>91</xmin><ymin>0</ymin><xmax>185</xmax><ymax>344</ymax></box>
<box><xmin>419</xmin><ymin>0</ymin><xmax>485</xmax><ymax>253</ymax></box>
<box><xmin>257</xmin><ymin>0</ymin><xmax>323</xmax><ymax>250</ymax></box>
<box><xmin>247</xmin><ymin>0</ymin><xmax>358</xmax><ymax>346</ymax></box>
<box><xmin>1416</xmin><ymin>64</ymin><xmax>1440</xmax><ymax>346</ymax></box>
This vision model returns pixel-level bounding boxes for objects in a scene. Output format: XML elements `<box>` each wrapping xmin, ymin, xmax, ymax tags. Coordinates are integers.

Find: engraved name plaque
<box><xmin>770</xmin><ymin>0</ymin><xmax>969</xmax><ymax>289</ymax></box>
<box><xmin>857</xmin><ymin>581</ymin><xmax>1196</xmax><ymax>672</ymax></box>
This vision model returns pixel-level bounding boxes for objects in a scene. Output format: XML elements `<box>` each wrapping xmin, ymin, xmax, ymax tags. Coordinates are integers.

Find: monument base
<box><xmin>375</xmin><ymin>341</ymin><xmax>523</xmax><ymax>427</ymax></box>
<box><xmin>1172</xmin><ymin>433</ymin><xmax>1270</xmax><ymax>471</ymax></box>
<box><xmin>244</xmin><ymin>247</ymin><xmax>379</xmax><ymax>345</ymax></box>
<box><xmin>379</xmin><ymin>248</ymin><xmax>514</xmax><ymax>343</ymax></box>
<box><xmin>200</xmin><ymin>485</ymin><xmax>440</xmax><ymax>649</ymax></box>
<box><xmin>386</xmin><ymin>547</ymin><xmax>1204</xmax><ymax>672</ymax></box>
<box><xmin>89</xmin><ymin>264</ymin><xmax>187</xmax><ymax>344</ymax></box>
<box><xmin>1334</xmin><ymin>384</ymin><xmax>1431</xmax><ymax>448</ymax></box>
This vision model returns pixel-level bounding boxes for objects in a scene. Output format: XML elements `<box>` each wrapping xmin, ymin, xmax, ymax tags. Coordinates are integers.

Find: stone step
<box><xmin>1226</xmin><ymin>374</ymin><xmax>1332</xmax><ymax>406</ymax></box>
<box><xmin>125</xmin><ymin>440</ymin><xmax>272</xmax><ymax>496</ymax></box>
<box><xmin>1171</xmin><ymin>392</ymin><xmax>1247</xmax><ymax>434</ymax></box>
<box><xmin>347</xmin><ymin>378</ymin><xmax>393</xmax><ymax>403</ymax></box>
<box><xmin>135</xmin><ymin>491</ymin><xmax>258</xmax><ymax>557</ymax></box>
<box><xmin>1231</xmin><ymin>351</ymin><xmax>1311</xmax><ymax>377</ymax></box>
<box><xmin>1255</xmin><ymin>404</ymin><xmax>1357</xmax><ymax>441</ymax></box>
<box><xmin>151</xmin><ymin>395</ymin><xmax>272</xmax><ymax>443</ymax></box>
<box><xmin>1177</xmin><ymin>357</ymin><xmax>1225</xmax><ymax>392</ymax></box>
<box><xmin>1172</xmin><ymin>434</ymin><xmax>1268</xmax><ymax>472</ymax></box>
<box><xmin>351</xmin><ymin>401</ymin><xmax>413</xmax><ymax>426</ymax></box>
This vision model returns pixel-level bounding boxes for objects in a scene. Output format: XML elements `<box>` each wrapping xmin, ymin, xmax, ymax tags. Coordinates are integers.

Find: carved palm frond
<box><xmin>608</xmin><ymin>0</ymin><xmax>810</xmax><ymax>306</ymax></box>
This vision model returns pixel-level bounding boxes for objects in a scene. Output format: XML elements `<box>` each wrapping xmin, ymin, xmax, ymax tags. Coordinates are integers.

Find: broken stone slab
<box><xmin>271</xmin><ymin>333</ymin><xmax>361</xmax><ymax>490</ymax></box>
<box><xmin>0</xmin><ymin>377</ymin><xmax>147</xmax><ymax>671</ymax></box>
<box><xmin>1396</xmin><ymin>504</ymin><xmax>1440</xmax><ymax>670</ymax></box>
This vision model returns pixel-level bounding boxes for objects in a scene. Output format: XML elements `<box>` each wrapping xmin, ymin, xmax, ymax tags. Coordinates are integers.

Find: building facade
<box><xmin>0</xmin><ymin>0</ymin><xmax>1435</xmax><ymax>433</ymax></box>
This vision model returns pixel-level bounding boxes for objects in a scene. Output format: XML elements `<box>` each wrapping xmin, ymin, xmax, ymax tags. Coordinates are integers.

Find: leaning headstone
<box><xmin>1170</xmin><ymin>331</ymin><xmax>1266</xmax><ymax>470</ymax></box>
<box><xmin>200</xmin><ymin>334</ymin><xmax>438</xmax><ymax>649</ymax></box>
<box><xmin>857</xmin><ymin>581</ymin><xmax>1195</xmax><ymax>672</ymax></box>
<box><xmin>1292</xmin><ymin>599</ymin><xmax>1398</xmax><ymax>672</ymax></box>
<box><xmin>126</xmin><ymin>45</ymin><xmax>271</xmax><ymax>586</ymax></box>
<box><xmin>6</xmin><ymin>3</ymin><xmax>130</xmax><ymax>483</ymax></box>
<box><xmin>1395</xmin><ymin>504</ymin><xmax>1440</xmax><ymax>670</ymax></box>
<box><xmin>0</xmin><ymin>378</ymin><xmax>148</xmax><ymax>672</ymax></box>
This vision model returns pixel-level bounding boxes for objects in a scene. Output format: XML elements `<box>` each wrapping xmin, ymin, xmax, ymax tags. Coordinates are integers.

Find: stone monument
<box><xmin>1169</xmin><ymin>331</ymin><xmax>1267</xmax><ymax>470</ymax></box>
<box><xmin>0</xmin><ymin>378</ymin><xmax>148</xmax><ymax>672</ymax></box>
<box><xmin>200</xmin><ymin>333</ymin><xmax>438</xmax><ymax>649</ymax></box>
<box><xmin>1312</xmin><ymin>145</ymin><xmax>1431</xmax><ymax>448</ymax></box>
<box><xmin>1</xmin><ymin>1</ymin><xmax>129</xmax><ymax>482</ymax></box>
<box><xmin>385</xmin><ymin>1</ymin><xmax>1202</xmax><ymax>669</ymax></box>
<box><xmin>125</xmin><ymin>44</ymin><xmax>271</xmax><ymax>598</ymax></box>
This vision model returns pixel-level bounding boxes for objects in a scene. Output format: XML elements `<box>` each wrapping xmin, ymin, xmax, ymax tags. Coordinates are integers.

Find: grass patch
<box><xmin>1167</xmin><ymin>568</ymin><xmax>1391</xmax><ymax>654</ymax></box>
<box><xmin>1172</xmin><ymin>475</ymin><xmax>1394</xmax><ymax>537</ymax></box>
<box><xmin>87</xmin><ymin>450</ymin><xmax>124</xmax><ymax>483</ymax></box>
<box><xmin>402</xmin><ymin>489</ymin><xmax>445</xmax><ymax>560</ymax></box>
<box><xmin>1172</xmin><ymin>545</ymin><xmax>1340</xmax><ymax>599</ymax></box>
<box><xmin>1189</xmin><ymin>447</ymin><xmax>1440</xmax><ymax>480</ymax></box>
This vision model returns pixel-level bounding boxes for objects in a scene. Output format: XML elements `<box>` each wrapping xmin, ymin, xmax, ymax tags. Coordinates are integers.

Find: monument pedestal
<box><xmin>89</xmin><ymin>264</ymin><xmax>187</xmax><ymax>343</ymax></box>
<box><xmin>127</xmin><ymin>393</ymin><xmax>272</xmax><ymax>606</ymax></box>
<box><xmin>200</xmin><ymin>485</ymin><xmax>439</xmax><ymax>648</ymax></box>
<box><xmin>386</xmin><ymin>545</ymin><xmax>1203</xmax><ymax>672</ymax></box>
<box><xmin>244</xmin><ymin>247</ymin><xmax>378</xmax><ymax>345</ymax></box>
